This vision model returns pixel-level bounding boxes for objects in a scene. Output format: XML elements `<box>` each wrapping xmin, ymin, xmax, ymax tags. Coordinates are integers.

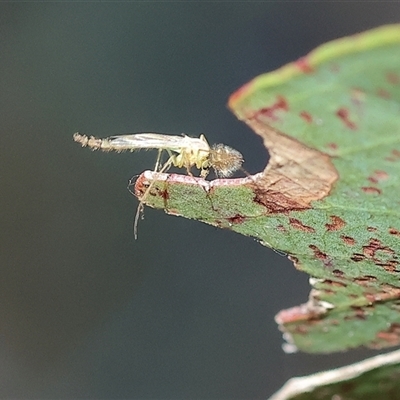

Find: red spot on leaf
<box><xmin>375</xmin><ymin>259</ymin><xmax>399</xmax><ymax>273</ymax></box>
<box><xmin>135</xmin><ymin>175</ymin><xmax>169</xmax><ymax>200</ymax></box>
<box><xmin>323</xmin><ymin>279</ymin><xmax>347</xmax><ymax>288</ymax></box>
<box><xmin>295</xmin><ymin>57</ymin><xmax>314</xmax><ymax>73</ymax></box>
<box><xmin>376</xmin><ymin>88</ymin><xmax>391</xmax><ymax>99</ymax></box>
<box><xmin>364</xmin><ymin>293</ymin><xmax>378</xmax><ymax>304</ymax></box>
<box><xmin>309</xmin><ymin>245</ymin><xmax>329</xmax><ymax>263</ymax></box>
<box><xmin>288</xmin><ymin>255</ymin><xmax>299</xmax><ymax>265</ymax></box>
<box><xmin>357</xmin><ymin>239</ymin><xmax>397</xmax><ymax>272</ymax></box>
<box><xmin>352</xmin><ymin>313</ymin><xmax>367</xmax><ymax>321</ymax></box>
<box><xmin>341</xmin><ymin>235</ymin><xmax>356</xmax><ymax>245</ymax></box>
<box><xmin>254</xmin><ymin>95</ymin><xmax>289</xmax><ymax>121</ymax></box>
<box><xmin>299</xmin><ymin>111</ymin><xmax>313</xmax><ymax>123</ymax></box>
<box><xmin>321</xmin><ymin>288</ymin><xmax>335</xmax><ymax>295</ymax></box>
<box><xmin>325</xmin><ymin>216</ymin><xmax>346</xmax><ymax>231</ymax></box>
<box><xmin>354</xmin><ymin>275</ymin><xmax>377</xmax><ymax>285</ymax></box>
<box><xmin>376</xmin><ymin>331</ymin><xmax>399</xmax><ymax>343</ymax></box>
<box><xmin>351</xmin><ymin>253</ymin><xmax>364</xmax><ymax>262</ymax></box>
<box><xmin>289</xmin><ymin>218</ymin><xmax>315</xmax><ymax>233</ymax></box>
<box><xmin>367</xmin><ymin>170</ymin><xmax>389</xmax><ymax>184</ymax></box>
<box><xmin>134</xmin><ymin>174</ymin><xmax>148</xmax><ymax>197</ymax></box>
<box><xmin>385</xmin><ymin>149</ymin><xmax>400</xmax><ymax>162</ymax></box>
<box><xmin>336</xmin><ymin>107</ymin><xmax>357</xmax><ymax>130</ymax></box>
<box><xmin>361</xmin><ymin>186</ymin><xmax>382</xmax><ymax>195</ymax></box>
<box><xmin>376</xmin><ymin>323</ymin><xmax>400</xmax><ymax>345</ymax></box>
<box><xmin>277</xmin><ymin>225</ymin><xmax>287</xmax><ymax>232</ymax></box>
<box><xmin>346</xmin><ymin>307</ymin><xmax>367</xmax><ymax>321</ymax></box>
<box><xmin>367</xmin><ymin>227</ymin><xmax>377</xmax><ymax>232</ymax></box>
<box><xmin>332</xmin><ymin>269</ymin><xmax>344</xmax><ymax>277</ymax></box>
<box><xmin>159</xmin><ymin>189</ymin><xmax>169</xmax><ymax>200</ymax></box>
<box><xmin>227</xmin><ymin>214</ymin><xmax>245</xmax><ymax>224</ymax></box>
<box><xmin>363</xmin><ymin>238</ymin><xmax>393</xmax><ymax>258</ymax></box>
<box><xmin>386</xmin><ymin>72</ymin><xmax>400</xmax><ymax>85</ymax></box>
<box><xmin>389</xmin><ymin>228</ymin><xmax>400</xmax><ymax>236</ymax></box>
<box><xmin>390</xmin><ymin>323</ymin><xmax>400</xmax><ymax>331</ymax></box>
<box><xmin>363</xmin><ymin>239</ymin><xmax>382</xmax><ymax>258</ymax></box>
<box><xmin>326</xmin><ymin>142</ymin><xmax>338</xmax><ymax>150</ymax></box>
<box><xmin>379</xmin><ymin>284</ymin><xmax>400</xmax><ymax>298</ymax></box>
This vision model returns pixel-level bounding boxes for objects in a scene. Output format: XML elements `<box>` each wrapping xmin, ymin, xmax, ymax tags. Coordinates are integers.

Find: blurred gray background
<box><xmin>1</xmin><ymin>3</ymin><xmax>399</xmax><ymax>399</ymax></box>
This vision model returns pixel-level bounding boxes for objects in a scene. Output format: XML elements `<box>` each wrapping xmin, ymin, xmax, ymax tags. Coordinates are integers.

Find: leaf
<box><xmin>269</xmin><ymin>349</ymin><xmax>400</xmax><ymax>400</ymax></box>
<box><xmin>134</xmin><ymin>25</ymin><xmax>400</xmax><ymax>353</ymax></box>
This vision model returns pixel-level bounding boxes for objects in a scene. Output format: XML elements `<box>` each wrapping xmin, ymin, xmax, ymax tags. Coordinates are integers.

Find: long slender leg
<box><xmin>134</xmin><ymin>156</ymin><xmax>175</xmax><ymax>239</ymax></box>
<box><xmin>154</xmin><ymin>149</ymin><xmax>163</xmax><ymax>172</ymax></box>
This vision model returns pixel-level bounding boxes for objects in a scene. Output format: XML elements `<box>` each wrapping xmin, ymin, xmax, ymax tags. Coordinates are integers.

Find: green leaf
<box><xmin>269</xmin><ymin>349</ymin><xmax>400</xmax><ymax>400</ymax></box>
<box><xmin>135</xmin><ymin>25</ymin><xmax>400</xmax><ymax>353</ymax></box>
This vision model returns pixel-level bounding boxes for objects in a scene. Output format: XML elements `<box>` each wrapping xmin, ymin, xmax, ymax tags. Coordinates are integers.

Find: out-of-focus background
<box><xmin>1</xmin><ymin>4</ymin><xmax>399</xmax><ymax>399</ymax></box>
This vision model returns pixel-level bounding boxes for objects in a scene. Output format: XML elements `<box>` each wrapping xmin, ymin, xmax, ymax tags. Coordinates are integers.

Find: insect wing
<box><xmin>108</xmin><ymin>133</ymin><xmax>209</xmax><ymax>152</ymax></box>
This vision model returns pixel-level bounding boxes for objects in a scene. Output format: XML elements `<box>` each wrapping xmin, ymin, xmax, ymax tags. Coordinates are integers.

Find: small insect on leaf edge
<box><xmin>73</xmin><ymin>132</ymin><xmax>244</xmax><ymax>238</ymax></box>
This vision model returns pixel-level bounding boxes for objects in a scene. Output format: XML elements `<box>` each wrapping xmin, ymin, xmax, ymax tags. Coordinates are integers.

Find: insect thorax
<box><xmin>174</xmin><ymin>147</ymin><xmax>210</xmax><ymax>172</ymax></box>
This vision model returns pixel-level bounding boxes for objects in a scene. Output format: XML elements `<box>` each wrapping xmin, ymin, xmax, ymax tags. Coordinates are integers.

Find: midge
<box><xmin>73</xmin><ymin>132</ymin><xmax>243</xmax><ymax>178</ymax></box>
<box><xmin>73</xmin><ymin>132</ymin><xmax>244</xmax><ymax>238</ymax></box>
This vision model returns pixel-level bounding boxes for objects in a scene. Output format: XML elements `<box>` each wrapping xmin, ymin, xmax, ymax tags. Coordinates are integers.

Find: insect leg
<box><xmin>154</xmin><ymin>149</ymin><xmax>163</xmax><ymax>172</ymax></box>
<box><xmin>134</xmin><ymin>155</ymin><xmax>175</xmax><ymax>239</ymax></box>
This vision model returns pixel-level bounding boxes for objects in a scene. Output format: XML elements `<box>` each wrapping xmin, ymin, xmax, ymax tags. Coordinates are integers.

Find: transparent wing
<box><xmin>107</xmin><ymin>133</ymin><xmax>196</xmax><ymax>151</ymax></box>
<box><xmin>73</xmin><ymin>132</ymin><xmax>211</xmax><ymax>154</ymax></box>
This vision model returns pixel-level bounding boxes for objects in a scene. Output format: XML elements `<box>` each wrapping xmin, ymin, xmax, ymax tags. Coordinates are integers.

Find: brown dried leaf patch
<box><xmin>243</xmin><ymin>121</ymin><xmax>338</xmax><ymax>214</ymax></box>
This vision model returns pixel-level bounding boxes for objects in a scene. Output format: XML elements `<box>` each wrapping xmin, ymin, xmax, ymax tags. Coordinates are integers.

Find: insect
<box><xmin>73</xmin><ymin>132</ymin><xmax>244</xmax><ymax>237</ymax></box>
